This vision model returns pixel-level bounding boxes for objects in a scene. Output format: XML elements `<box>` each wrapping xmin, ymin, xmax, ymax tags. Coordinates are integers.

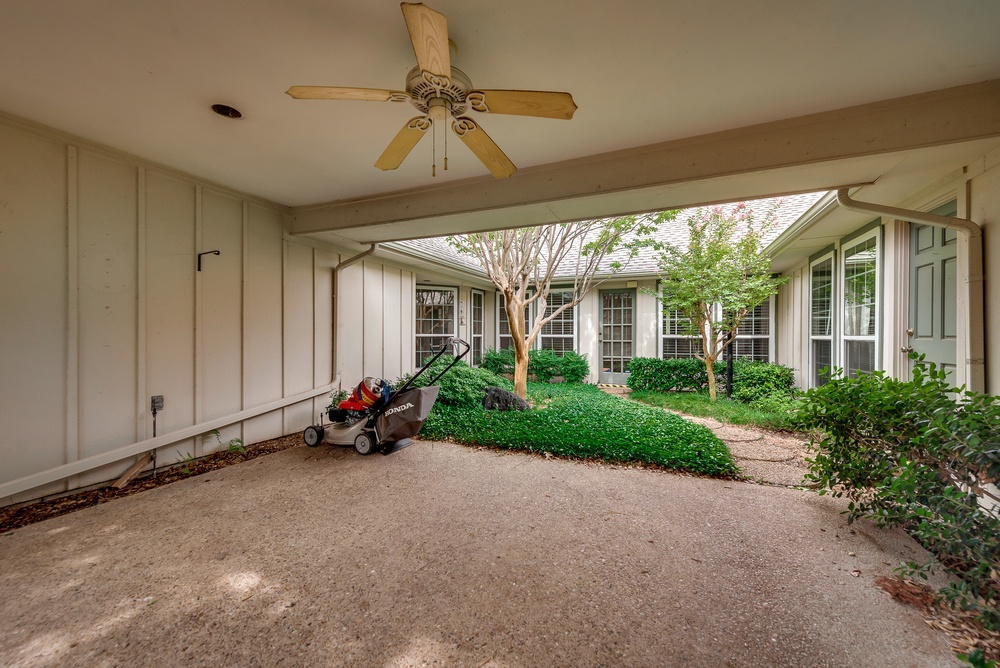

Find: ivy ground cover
<box><xmin>420</xmin><ymin>383</ymin><xmax>737</xmax><ymax>477</ymax></box>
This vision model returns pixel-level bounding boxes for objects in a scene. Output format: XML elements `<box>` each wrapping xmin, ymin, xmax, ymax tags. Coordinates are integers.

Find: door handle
<box><xmin>900</xmin><ymin>346</ymin><xmax>914</xmax><ymax>353</ymax></box>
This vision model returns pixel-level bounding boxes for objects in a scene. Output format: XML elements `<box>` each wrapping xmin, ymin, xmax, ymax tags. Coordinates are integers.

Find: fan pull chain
<box><xmin>432</xmin><ymin>119</ymin><xmax>437</xmax><ymax>177</ymax></box>
<box><xmin>444</xmin><ymin>117</ymin><xmax>448</xmax><ymax>171</ymax></box>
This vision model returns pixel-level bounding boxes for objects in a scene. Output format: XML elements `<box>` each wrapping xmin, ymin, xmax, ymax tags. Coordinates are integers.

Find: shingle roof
<box><xmin>390</xmin><ymin>192</ymin><xmax>826</xmax><ymax>278</ymax></box>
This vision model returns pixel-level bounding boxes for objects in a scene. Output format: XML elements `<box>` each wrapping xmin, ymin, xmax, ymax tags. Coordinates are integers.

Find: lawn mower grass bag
<box><xmin>374</xmin><ymin>385</ymin><xmax>440</xmax><ymax>443</ymax></box>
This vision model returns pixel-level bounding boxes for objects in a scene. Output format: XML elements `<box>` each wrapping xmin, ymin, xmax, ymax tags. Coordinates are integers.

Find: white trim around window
<box><xmin>470</xmin><ymin>289</ymin><xmax>485</xmax><ymax>366</ymax></box>
<box><xmin>841</xmin><ymin>229</ymin><xmax>881</xmax><ymax>378</ymax></box>
<box><xmin>809</xmin><ymin>251</ymin><xmax>836</xmax><ymax>387</ymax></box>
<box><xmin>415</xmin><ymin>286</ymin><xmax>458</xmax><ymax>365</ymax></box>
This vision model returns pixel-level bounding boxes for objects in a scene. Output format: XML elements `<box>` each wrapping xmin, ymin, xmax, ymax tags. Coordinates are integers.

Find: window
<box><xmin>415</xmin><ymin>287</ymin><xmax>456</xmax><ymax>365</ymax></box>
<box><xmin>496</xmin><ymin>290</ymin><xmax>577</xmax><ymax>354</ymax></box>
<box><xmin>842</xmin><ymin>234</ymin><xmax>878</xmax><ymax>378</ymax></box>
<box><xmin>661</xmin><ymin>308</ymin><xmax>701</xmax><ymax>359</ymax></box>
<box><xmin>733</xmin><ymin>299</ymin><xmax>771</xmax><ymax>361</ymax></box>
<box><xmin>810</xmin><ymin>254</ymin><xmax>835</xmax><ymax>387</ymax></box>
<box><xmin>538</xmin><ymin>290</ymin><xmax>576</xmax><ymax>354</ymax></box>
<box><xmin>470</xmin><ymin>289</ymin><xmax>484</xmax><ymax>366</ymax></box>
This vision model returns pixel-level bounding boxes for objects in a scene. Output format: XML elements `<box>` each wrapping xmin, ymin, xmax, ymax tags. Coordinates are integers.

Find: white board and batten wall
<box><xmin>0</xmin><ymin>115</ymin><xmax>415</xmax><ymax>506</ymax></box>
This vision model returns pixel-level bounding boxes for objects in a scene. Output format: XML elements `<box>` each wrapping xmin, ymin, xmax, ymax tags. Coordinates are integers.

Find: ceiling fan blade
<box><xmin>451</xmin><ymin>117</ymin><xmax>516</xmax><ymax>179</ymax></box>
<box><xmin>466</xmin><ymin>90</ymin><xmax>577</xmax><ymax>120</ymax></box>
<box><xmin>401</xmin><ymin>3</ymin><xmax>451</xmax><ymax>78</ymax></box>
<box><xmin>286</xmin><ymin>86</ymin><xmax>409</xmax><ymax>102</ymax></box>
<box><xmin>375</xmin><ymin>116</ymin><xmax>432</xmax><ymax>171</ymax></box>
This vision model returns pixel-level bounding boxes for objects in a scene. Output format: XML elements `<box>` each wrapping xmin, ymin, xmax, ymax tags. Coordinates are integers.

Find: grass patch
<box><xmin>629</xmin><ymin>390</ymin><xmax>799</xmax><ymax>431</ymax></box>
<box><xmin>420</xmin><ymin>383</ymin><xmax>737</xmax><ymax>477</ymax></box>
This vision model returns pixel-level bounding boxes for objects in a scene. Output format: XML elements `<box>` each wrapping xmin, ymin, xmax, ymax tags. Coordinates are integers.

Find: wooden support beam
<box><xmin>111</xmin><ymin>452</ymin><xmax>153</xmax><ymax>489</ymax></box>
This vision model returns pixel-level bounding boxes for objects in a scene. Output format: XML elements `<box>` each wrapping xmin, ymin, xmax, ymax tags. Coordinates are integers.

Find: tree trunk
<box><xmin>505</xmin><ymin>296</ymin><xmax>530</xmax><ymax>399</ymax></box>
<box><xmin>512</xmin><ymin>344</ymin><xmax>529</xmax><ymax>399</ymax></box>
<box><xmin>705</xmin><ymin>357</ymin><xmax>717</xmax><ymax>403</ymax></box>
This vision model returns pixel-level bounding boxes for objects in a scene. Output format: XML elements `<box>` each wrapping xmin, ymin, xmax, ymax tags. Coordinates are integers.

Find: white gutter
<box><xmin>836</xmin><ymin>188</ymin><xmax>985</xmax><ymax>392</ymax></box>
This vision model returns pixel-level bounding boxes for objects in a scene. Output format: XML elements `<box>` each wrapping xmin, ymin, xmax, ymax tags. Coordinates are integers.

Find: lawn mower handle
<box><xmin>391</xmin><ymin>337</ymin><xmax>470</xmax><ymax>396</ymax></box>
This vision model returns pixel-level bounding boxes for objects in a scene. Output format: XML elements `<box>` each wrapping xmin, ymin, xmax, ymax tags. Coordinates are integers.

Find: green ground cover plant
<box><xmin>419</xmin><ymin>381</ymin><xmax>736</xmax><ymax>477</ymax></box>
<box><xmin>798</xmin><ymin>360</ymin><xmax>1000</xmax><ymax>632</ymax></box>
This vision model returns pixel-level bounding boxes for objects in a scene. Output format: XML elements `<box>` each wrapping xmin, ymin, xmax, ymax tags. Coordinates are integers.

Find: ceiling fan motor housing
<box><xmin>406</xmin><ymin>66</ymin><xmax>472</xmax><ymax>117</ymax></box>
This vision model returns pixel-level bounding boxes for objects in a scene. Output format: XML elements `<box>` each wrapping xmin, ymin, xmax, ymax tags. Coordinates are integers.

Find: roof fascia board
<box><xmin>290</xmin><ymin>80</ymin><xmax>1000</xmax><ymax>235</ymax></box>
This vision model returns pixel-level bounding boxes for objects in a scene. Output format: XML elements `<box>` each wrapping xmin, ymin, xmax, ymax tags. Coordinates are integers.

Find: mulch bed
<box><xmin>0</xmin><ymin>434</ymin><xmax>302</xmax><ymax>534</ymax></box>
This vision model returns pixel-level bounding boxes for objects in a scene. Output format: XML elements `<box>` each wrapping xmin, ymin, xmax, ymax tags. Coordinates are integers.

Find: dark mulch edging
<box><xmin>0</xmin><ymin>434</ymin><xmax>302</xmax><ymax>534</ymax></box>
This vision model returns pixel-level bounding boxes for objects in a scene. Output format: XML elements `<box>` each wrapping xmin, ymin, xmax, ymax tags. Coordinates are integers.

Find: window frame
<box><xmin>538</xmin><ymin>287</ymin><xmax>578</xmax><ymax>355</ymax></box>
<box><xmin>840</xmin><ymin>228</ymin><xmax>881</xmax><ymax>379</ymax></box>
<box><xmin>809</xmin><ymin>251</ymin><xmax>836</xmax><ymax>387</ymax></box>
<box><xmin>414</xmin><ymin>285</ymin><xmax>458</xmax><ymax>365</ymax></box>
<box><xmin>469</xmin><ymin>288</ymin><xmax>485</xmax><ymax>367</ymax></box>
<box><xmin>732</xmin><ymin>296</ymin><xmax>774</xmax><ymax>362</ymax></box>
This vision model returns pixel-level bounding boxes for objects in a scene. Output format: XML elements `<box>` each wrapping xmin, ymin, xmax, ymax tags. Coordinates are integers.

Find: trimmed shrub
<box><xmin>627</xmin><ymin>357</ymin><xmax>715</xmax><ymax>392</ymax></box>
<box><xmin>798</xmin><ymin>360</ymin><xmax>1000</xmax><ymax>630</ymax></box>
<box><xmin>558</xmin><ymin>351</ymin><xmax>590</xmax><ymax>383</ymax></box>
<box><xmin>481</xmin><ymin>347</ymin><xmax>514</xmax><ymax>376</ymax></box>
<box><xmin>481</xmin><ymin>347</ymin><xmax>590</xmax><ymax>383</ymax></box>
<box><xmin>528</xmin><ymin>348</ymin><xmax>563</xmax><ymax>383</ymax></box>
<box><xmin>421</xmin><ymin>382</ymin><xmax>737</xmax><ymax>477</ymax></box>
<box><xmin>731</xmin><ymin>360</ymin><xmax>796</xmax><ymax>404</ymax></box>
<box><xmin>398</xmin><ymin>357</ymin><xmax>512</xmax><ymax>408</ymax></box>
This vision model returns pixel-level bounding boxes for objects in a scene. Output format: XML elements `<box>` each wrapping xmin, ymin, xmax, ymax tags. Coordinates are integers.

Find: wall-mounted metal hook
<box><xmin>197</xmin><ymin>250</ymin><xmax>221</xmax><ymax>271</ymax></box>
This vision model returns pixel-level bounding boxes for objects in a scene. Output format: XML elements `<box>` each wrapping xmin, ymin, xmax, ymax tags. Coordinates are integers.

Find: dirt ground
<box><xmin>0</xmin><ymin>437</ymin><xmax>960</xmax><ymax>667</ymax></box>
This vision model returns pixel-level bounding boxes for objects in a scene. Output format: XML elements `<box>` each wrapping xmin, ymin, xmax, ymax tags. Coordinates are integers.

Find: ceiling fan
<box><xmin>285</xmin><ymin>2</ymin><xmax>577</xmax><ymax>179</ymax></box>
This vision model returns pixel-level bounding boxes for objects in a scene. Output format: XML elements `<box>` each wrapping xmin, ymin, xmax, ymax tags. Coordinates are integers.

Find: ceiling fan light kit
<box><xmin>285</xmin><ymin>2</ymin><xmax>577</xmax><ymax>179</ymax></box>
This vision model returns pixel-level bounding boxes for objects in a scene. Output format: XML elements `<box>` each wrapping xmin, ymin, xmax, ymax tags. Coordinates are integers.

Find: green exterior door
<box><xmin>599</xmin><ymin>289</ymin><xmax>635</xmax><ymax>384</ymax></box>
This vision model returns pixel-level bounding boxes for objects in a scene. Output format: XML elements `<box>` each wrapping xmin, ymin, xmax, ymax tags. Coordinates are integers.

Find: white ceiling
<box><xmin>2</xmin><ymin>1</ymin><xmax>999</xmax><ymax>232</ymax></box>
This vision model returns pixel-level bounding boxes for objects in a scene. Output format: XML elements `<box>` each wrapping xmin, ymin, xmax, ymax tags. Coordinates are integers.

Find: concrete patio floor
<box><xmin>0</xmin><ymin>441</ymin><xmax>954</xmax><ymax>667</ymax></box>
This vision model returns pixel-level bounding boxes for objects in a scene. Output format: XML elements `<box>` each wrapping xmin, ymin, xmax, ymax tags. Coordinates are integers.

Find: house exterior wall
<box><xmin>0</xmin><ymin>117</ymin><xmax>352</xmax><ymax>505</ymax></box>
<box><xmin>337</xmin><ymin>259</ymin><xmax>416</xmax><ymax>386</ymax></box>
<box><xmin>774</xmin><ymin>147</ymin><xmax>1000</xmax><ymax>394</ymax></box>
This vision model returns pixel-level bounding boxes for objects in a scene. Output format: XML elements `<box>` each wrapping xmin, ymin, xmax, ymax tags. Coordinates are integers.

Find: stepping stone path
<box><xmin>598</xmin><ymin>384</ymin><xmax>813</xmax><ymax>487</ymax></box>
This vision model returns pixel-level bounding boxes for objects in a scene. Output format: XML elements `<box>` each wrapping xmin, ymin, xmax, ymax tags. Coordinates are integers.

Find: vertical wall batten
<box><xmin>241</xmin><ymin>201</ymin><xmax>249</xmax><ymax>415</ymax></box>
<box><xmin>136</xmin><ymin>167</ymin><xmax>147</xmax><ymax>441</ymax></box>
<box><xmin>194</xmin><ymin>185</ymin><xmax>203</xmax><ymax>453</ymax></box>
<box><xmin>65</xmin><ymin>145</ymin><xmax>80</xmax><ymax>486</ymax></box>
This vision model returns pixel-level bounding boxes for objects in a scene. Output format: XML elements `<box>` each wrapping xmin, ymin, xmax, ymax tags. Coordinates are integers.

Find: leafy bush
<box><xmin>528</xmin><ymin>348</ymin><xmax>563</xmax><ymax>382</ymax></box>
<box><xmin>481</xmin><ymin>347</ymin><xmax>590</xmax><ymax>383</ymax></box>
<box><xmin>627</xmin><ymin>357</ymin><xmax>716</xmax><ymax>392</ymax></box>
<box><xmin>798</xmin><ymin>360</ymin><xmax>1000</xmax><ymax>630</ymax></box>
<box><xmin>398</xmin><ymin>357</ymin><xmax>512</xmax><ymax>408</ymax></box>
<box><xmin>558</xmin><ymin>351</ymin><xmax>590</xmax><ymax>383</ymax></box>
<box><xmin>481</xmin><ymin>348</ymin><xmax>514</xmax><ymax>375</ymax></box>
<box><xmin>731</xmin><ymin>360</ymin><xmax>796</xmax><ymax>404</ymax></box>
<box><xmin>420</xmin><ymin>382</ymin><xmax>736</xmax><ymax>477</ymax></box>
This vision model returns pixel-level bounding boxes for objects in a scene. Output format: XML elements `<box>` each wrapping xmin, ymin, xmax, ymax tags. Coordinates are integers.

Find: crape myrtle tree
<box><xmin>449</xmin><ymin>213</ymin><xmax>672</xmax><ymax>399</ymax></box>
<box><xmin>656</xmin><ymin>202</ymin><xmax>787</xmax><ymax>402</ymax></box>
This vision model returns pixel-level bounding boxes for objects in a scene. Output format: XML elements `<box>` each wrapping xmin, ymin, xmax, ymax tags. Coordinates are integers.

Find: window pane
<box><xmin>845</xmin><ymin>340</ymin><xmax>875</xmax><ymax>378</ymax></box>
<box><xmin>811</xmin><ymin>258</ymin><xmax>833</xmax><ymax>337</ymax></box>
<box><xmin>843</xmin><ymin>238</ymin><xmax>877</xmax><ymax>337</ymax></box>
<box><xmin>540</xmin><ymin>291</ymin><xmax>575</xmax><ymax>355</ymax></box>
<box><xmin>812</xmin><ymin>339</ymin><xmax>832</xmax><ymax>387</ymax></box>
<box><xmin>416</xmin><ymin>289</ymin><xmax>456</xmax><ymax>364</ymax></box>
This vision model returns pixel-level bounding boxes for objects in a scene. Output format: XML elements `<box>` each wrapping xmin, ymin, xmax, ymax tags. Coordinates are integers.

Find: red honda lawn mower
<box><xmin>303</xmin><ymin>337</ymin><xmax>469</xmax><ymax>455</ymax></box>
